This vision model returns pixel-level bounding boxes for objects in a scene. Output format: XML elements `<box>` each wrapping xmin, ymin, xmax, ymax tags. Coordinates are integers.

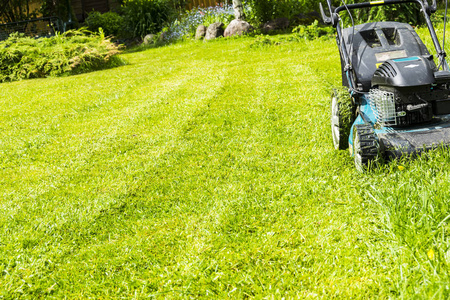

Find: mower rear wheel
<box><xmin>331</xmin><ymin>87</ymin><xmax>354</xmax><ymax>150</ymax></box>
<box><xmin>353</xmin><ymin>124</ymin><xmax>379</xmax><ymax>172</ymax></box>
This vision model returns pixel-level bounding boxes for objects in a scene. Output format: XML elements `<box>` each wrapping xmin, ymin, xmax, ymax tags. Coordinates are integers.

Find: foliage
<box><xmin>0</xmin><ymin>29</ymin><xmax>125</xmax><ymax>82</ymax></box>
<box><xmin>85</xmin><ymin>11</ymin><xmax>125</xmax><ymax>37</ymax></box>
<box><xmin>121</xmin><ymin>0</ymin><xmax>176</xmax><ymax>38</ymax></box>
<box><xmin>0</xmin><ymin>0</ymin><xmax>75</xmax><ymax>27</ymax></box>
<box><xmin>169</xmin><ymin>0</ymin><xmax>189</xmax><ymax>11</ymax></box>
<box><xmin>336</xmin><ymin>1</ymin><xmax>423</xmax><ymax>26</ymax></box>
<box><xmin>292</xmin><ymin>20</ymin><xmax>333</xmax><ymax>40</ymax></box>
<box><xmin>248</xmin><ymin>35</ymin><xmax>276</xmax><ymax>48</ymax></box>
<box><xmin>0</xmin><ymin>0</ymin><xmax>38</xmax><ymax>23</ymax></box>
<box><xmin>430</xmin><ymin>8</ymin><xmax>450</xmax><ymax>26</ymax></box>
<box><xmin>244</xmin><ymin>0</ymin><xmax>317</xmax><ymax>25</ymax></box>
<box><xmin>248</xmin><ymin>21</ymin><xmax>333</xmax><ymax>48</ymax></box>
<box><xmin>201</xmin><ymin>4</ymin><xmax>235</xmax><ymax>27</ymax></box>
<box><xmin>164</xmin><ymin>4</ymin><xmax>234</xmax><ymax>41</ymax></box>
<box><xmin>244</xmin><ymin>0</ymin><xmax>428</xmax><ymax>27</ymax></box>
<box><xmin>248</xmin><ymin>33</ymin><xmax>313</xmax><ymax>48</ymax></box>
<box><xmin>38</xmin><ymin>0</ymin><xmax>77</xmax><ymax>27</ymax></box>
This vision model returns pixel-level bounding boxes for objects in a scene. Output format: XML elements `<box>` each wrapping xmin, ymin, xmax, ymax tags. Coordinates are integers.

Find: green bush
<box><xmin>0</xmin><ymin>0</ymin><xmax>38</xmax><ymax>23</ymax></box>
<box><xmin>122</xmin><ymin>0</ymin><xmax>176</xmax><ymax>38</ymax></box>
<box><xmin>292</xmin><ymin>20</ymin><xmax>333</xmax><ymax>40</ymax></box>
<box><xmin>0</xmin><ymin>29</ymin><xmax>125</xmax><ymax>82</ymax></box>
<box><xmin>329</xmin><ymin>0</ymin><xmax>423</xmax><ymax>26</ymax></box>
<box><xmin>202</xmin><ymin>6</ymin><xmax>235</xmax><ymax>27</ymax></box>
<box><xmin>244</xmin><ymin>0</ymin><xmax>317</xmax><ymax>25</ymax></box>
<box><xmin>85</xmin><ymin>11</ymin><xmax>125</xmax><ymax>37</ymax></box>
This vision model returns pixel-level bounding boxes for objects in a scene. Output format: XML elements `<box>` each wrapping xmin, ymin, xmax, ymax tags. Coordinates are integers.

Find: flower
<box><xmin>427</xmin><ymin>248</ymin><xmax>435</xmax><ymax>260</ymax></box>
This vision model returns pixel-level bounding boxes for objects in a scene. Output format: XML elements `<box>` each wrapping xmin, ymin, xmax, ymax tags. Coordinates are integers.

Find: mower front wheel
<box><xmin>353</xmin><ymin>124</ymin><xmax>380</xmax><ymax>172</ymax></box>
<box><xmin>331</xmin><ymin>87</ymin><xmax>354</xmax><ymax>150</ymax></box>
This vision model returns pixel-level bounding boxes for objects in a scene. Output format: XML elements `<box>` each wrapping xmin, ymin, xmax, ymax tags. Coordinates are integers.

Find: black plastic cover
<box><xmin>435</xmin><ymin>71</ymin><xmax>450</xmax><ymax>83</ymax></box>
<box><xmin>371</xmin><ymin>56</ymin><xmax>435</xmax><ymax>88</ymax></box>
<box><xmin>341</xmin><ymin>22</ymin><xmax>430</xmax><ymax>91</ymax></box>
<box><xmin>434</xmin><ymin>99</ymin><xmax>450</xmax><ymax>114</ymax></box>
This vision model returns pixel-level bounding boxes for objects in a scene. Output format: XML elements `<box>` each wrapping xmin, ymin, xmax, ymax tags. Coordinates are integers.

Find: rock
<box><xmin>205</xmin><ymin>22</ymin><xmax>224</xmax><ymax>40</ymax></box>
<box><xmin>262</xmin><ymin>18</ymin><xmax>290</xmax><ymax>33</ymax></box>
<box><xmin>195</xmin><ymin>25</ymin><xmax>207</xmax><ymax>40</ymax></box>
<box><xmin>224</xmin><ymin>19</ymin><xmax>253</xmax><ymax>37</ymax></box>
<box><xmin>143</xmin><ymin>34</ymin><xmax>156</xmax><ymax>45</ymax></box>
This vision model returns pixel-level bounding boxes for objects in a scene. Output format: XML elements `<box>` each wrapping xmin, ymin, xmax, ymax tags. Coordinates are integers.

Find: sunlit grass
<box><xmin>1</xmin><ymin>34</ymin><xmax>450</xmax><ymax>298</ymax></box>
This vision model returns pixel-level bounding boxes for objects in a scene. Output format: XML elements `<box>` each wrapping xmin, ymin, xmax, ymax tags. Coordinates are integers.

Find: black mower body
<box><xmin>322</xmin><ymin>0</ymin><xmax>450</xmax><ymax>169</ymax></box>
<box><xmin>341</xmin><ymin>22</ymin><xmax>431</xmax><ymax>91</ymax></box>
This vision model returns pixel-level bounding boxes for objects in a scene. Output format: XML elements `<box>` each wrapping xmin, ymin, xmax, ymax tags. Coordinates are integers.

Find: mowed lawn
<box><xmin>2</xmin><ymin>35</ymin><xmax>450</xmax><ymax>298</ymax></box>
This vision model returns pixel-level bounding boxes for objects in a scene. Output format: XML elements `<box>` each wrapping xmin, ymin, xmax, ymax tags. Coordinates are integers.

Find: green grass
<box><xmin>2</xmin><ymin>33</ymin><xmax>450</xmax><ymax>298</ymax></box>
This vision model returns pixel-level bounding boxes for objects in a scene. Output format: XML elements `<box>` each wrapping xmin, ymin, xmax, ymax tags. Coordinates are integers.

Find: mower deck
<box><xmin>377</xmin><ymin>116</ymin><xmax>450</xmax><ymax>158</ymax></box>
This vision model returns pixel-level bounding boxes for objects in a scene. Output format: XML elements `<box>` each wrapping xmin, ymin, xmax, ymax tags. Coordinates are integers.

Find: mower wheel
<box><xmin>331</xmin><ymin>87</ymin><xmax>354</xmax><ymax>150</ymax></box>
<box><xmin>353</xmin><ymin>124</ymin><xmax>379</xmax><ymax>172</ymax></box>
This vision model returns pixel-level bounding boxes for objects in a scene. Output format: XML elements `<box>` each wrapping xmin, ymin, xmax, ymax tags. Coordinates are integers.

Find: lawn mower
<box><xmin>320</xmin><ymin>0</ymin><xmax>450</xmax><ymax>170</ymax></box>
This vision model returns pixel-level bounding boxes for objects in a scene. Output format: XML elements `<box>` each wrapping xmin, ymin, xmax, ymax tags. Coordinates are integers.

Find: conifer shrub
<box><xmin>0</xmin><ymin>29</ymin><xmax>125</xmax><ymax>82</ymax></box>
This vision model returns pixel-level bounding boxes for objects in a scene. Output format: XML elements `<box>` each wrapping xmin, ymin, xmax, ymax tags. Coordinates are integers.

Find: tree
<box><xmin>0</xmin><ymin>0</ymin><xmax>37</xmax><ymax>23</ymax></box>
<box><xmin>232</xmin><ymin>0</ymin><xmax>245</xmax><ymax>20</ymax></box>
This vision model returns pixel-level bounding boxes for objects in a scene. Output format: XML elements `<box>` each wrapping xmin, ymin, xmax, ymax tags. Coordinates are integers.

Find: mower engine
<box><xmin>370</xmin><ymin>55</ymin><xmax>450</xmax><ymax>127</ymax></box>
<box><xmin>322</xmin><ymin>0</ymin><xmax>450</xmax><ymax>170</ymax></box>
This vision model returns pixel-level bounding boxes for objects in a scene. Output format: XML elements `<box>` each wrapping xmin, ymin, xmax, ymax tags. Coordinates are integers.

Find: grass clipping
<box><xmin>0</xmin><ymin>29</ymin><xmax>125</xmax><ymax>82</ymax></box>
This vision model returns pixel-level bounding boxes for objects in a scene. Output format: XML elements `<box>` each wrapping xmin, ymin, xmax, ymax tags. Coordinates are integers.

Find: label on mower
<box><xmin>375</xmin><ymin>50</ymin><xmax>407</xmax><ymax>62</ymax></box>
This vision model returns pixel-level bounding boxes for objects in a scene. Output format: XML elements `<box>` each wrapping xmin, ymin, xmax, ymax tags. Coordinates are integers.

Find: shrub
<box><xmin>243</xmin><ymin>0</ymin><xmax>421</xmax><ymax>27</ymax></box>
<box><xmin>329</xmin><ymin>0</ymin><xmax>423</xmax><ymax>26</ymax></box>
<box><xmin>164</xmin><ymin>10</ymin><xmax>203</xmax><ymax>42</ymax></box>
<box><xmin>201</xmin><ymin>4</ymin><xmax>235</xmax><ymax>27</ymax></box>
<box><xmin>0</xmin><ymin>29</ymin><xmax>125</xmax><ymax>82</ymax></box>
<box><xmin>85</xmin><ymin>11</ymin><xmax>125</xmax><ymax>37</ymax></box>
<box><xmin>0</xmin><ymin>0</ymin><xmax>38</xmax><ymax>23</ymax></box>
<box><xmin>244</xmin><ymin>0</ymin><xmax>317</xmax><ymax>25</ymax></box>
<box><xmin>121</xmin><ymin>0</ymin><xmax>176</xmax><ymax>38</ymax></box>
<box><xmin>292</xmin><ymin>20</ymin><xmax>333</xmax><ymax>40</ymax></box>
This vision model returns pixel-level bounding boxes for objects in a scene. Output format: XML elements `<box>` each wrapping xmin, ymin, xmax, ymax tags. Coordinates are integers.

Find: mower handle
<box><xmin>320</xmin><ymin>3</ymin><xmax>331</xmax><ymax>25</ymax></box>
<box><xmin>320</xmin><ymin>0</ymin><xmax>437</xmax><ymax>16</ymax></box>
<box><xmin>319</xmin><ymin>1</ymin><xmax>332</xmax><ymax>25</ymax></box>
<box><xmin>424</xmin><ymin>0</ymin><xmax>437</xmax><ymax>15</ymax></box>
<box><xmin>320</xmin><ymin>0</ymin><xmax>340</xmax><ymax>26</ymax></box>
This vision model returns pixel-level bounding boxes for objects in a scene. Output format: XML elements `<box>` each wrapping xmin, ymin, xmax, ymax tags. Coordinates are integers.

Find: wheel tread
<box><xmin>354</xmin><ymin>124</ymin><xmax>379</xmax><ymax>171</ymax></box>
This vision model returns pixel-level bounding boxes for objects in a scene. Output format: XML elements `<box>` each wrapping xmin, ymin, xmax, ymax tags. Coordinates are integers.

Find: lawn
<box><xmin>2</xmin><ymin>34</ymin><xmax>450</xmax><ymax>298</ymax></box>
